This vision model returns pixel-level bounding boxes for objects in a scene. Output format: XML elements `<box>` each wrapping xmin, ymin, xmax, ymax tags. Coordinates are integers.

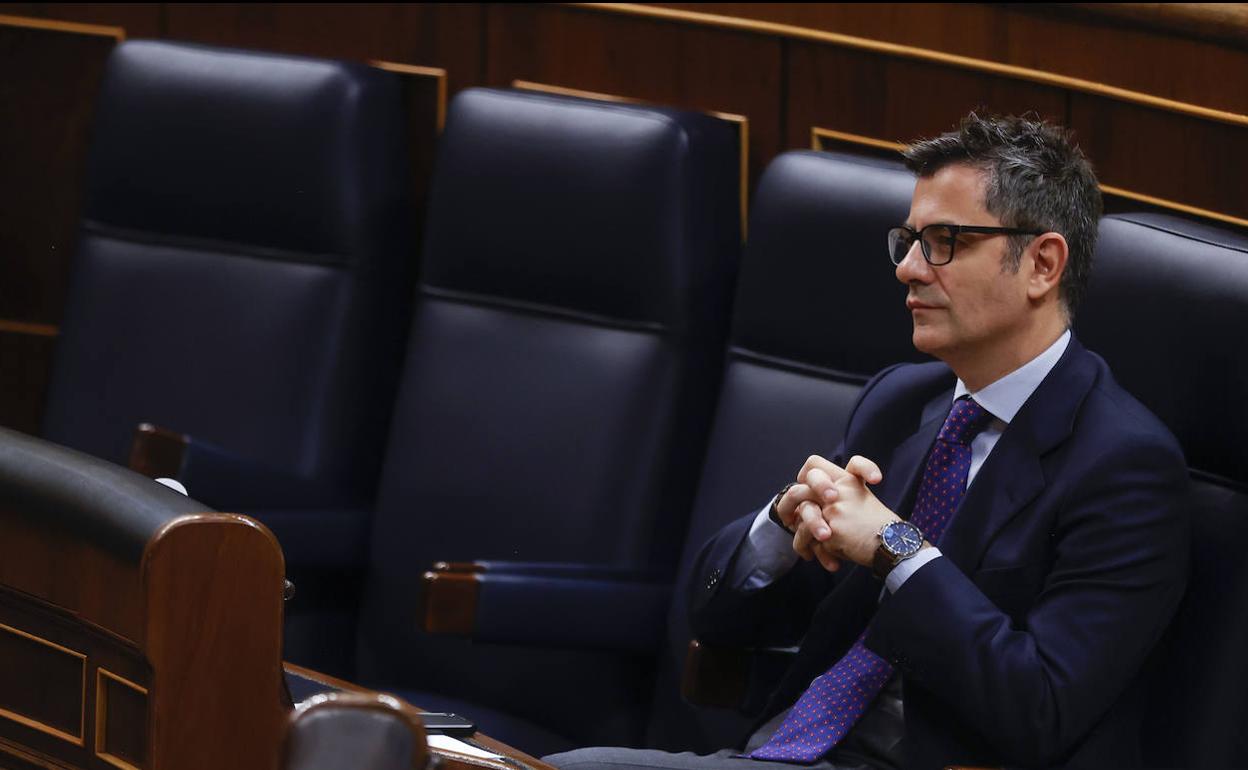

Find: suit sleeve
<box><xmin>687</xmin><ymin>363</ymin><xmax>908</xmax><ymax>647</ymax></box>
<box><xmin>863</xmin><ymin>429</ymin><xmax>1190</xmax><ymax>766</ymax></box>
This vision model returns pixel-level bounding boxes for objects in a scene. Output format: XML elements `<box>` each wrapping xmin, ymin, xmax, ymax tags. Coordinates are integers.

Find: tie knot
<box><xmin>938</xmin><ymin>397</ymin><xmax>993</xmax><ymax>445</ymax></box>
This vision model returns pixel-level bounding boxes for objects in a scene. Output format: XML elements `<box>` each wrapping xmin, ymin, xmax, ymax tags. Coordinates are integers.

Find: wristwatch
<box><xmin>872</xmin><ymin>520</ymin><xmax>925</xmax><ymax>579</ymax></box>
<box><xmin>768</xmin><ymin>482</ymin><xmax>798</xmax><ymax>534</ymax></box>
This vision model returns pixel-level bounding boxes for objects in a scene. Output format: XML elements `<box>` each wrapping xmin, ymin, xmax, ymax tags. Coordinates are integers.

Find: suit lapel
<box><xmin>939</xmin><ymin>336</ymin><xmax>1098</xmax><ymax>572</ymax></box>
<box><xmin>939</xmin><ymin>431</ymin><xmax>1045</xmax><ymax>570</ymax></box>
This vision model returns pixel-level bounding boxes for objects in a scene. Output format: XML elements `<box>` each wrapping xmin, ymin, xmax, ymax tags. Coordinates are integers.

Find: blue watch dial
<box><xmin>882</xmin><ymin>521</ymin><xmax>924</xmax><ymax>557</ymax></box>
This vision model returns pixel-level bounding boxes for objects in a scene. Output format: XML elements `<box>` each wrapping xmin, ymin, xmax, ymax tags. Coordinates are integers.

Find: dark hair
<box><xmin>902</xmin><ymin>113</ymin><xmax>1102</xmax><ymax>318</ymax></box>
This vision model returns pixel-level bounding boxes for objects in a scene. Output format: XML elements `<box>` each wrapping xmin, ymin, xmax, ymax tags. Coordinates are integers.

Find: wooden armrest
<box><xmin>420</xmin><ymin>563</ymin><xmax>480</xmax><ymax>635</ymax></box>
<box><xmin>420</xmin><ymin>561</ymin><xmax>670</xmax><ymax>652</ymax></box>
<box><xmin>129</xmin><ymin>422</ymin><xmax>360</xmax><ymax>508</ymax></box>
<box><xmin>681</xmin><ymin>639</ymin><xmax>752</xmax><ymax>708</ymax></box>
<box><xmin>681</xmin><ymin>639</ymin><xmax>800</xmax><ymax>712</ymax></box>
<box><xmin>128</xmin><ymin>422</ymin><xmax>188</xmax><ymax>478</ymax></box>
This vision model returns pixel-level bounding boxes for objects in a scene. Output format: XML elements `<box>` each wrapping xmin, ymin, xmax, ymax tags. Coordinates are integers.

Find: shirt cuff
<box><xmin>727</xmin><ymin>498</ymin><xmax>801</xmax><ymax>591</ymax></box>
<box><xmin>884</xmin><ymin>546</ymin><xmax>942</xmax><ymax>593</ymax></box>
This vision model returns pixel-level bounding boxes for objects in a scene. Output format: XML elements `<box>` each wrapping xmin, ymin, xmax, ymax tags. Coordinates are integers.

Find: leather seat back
<box><xmin>358</xmin><ymin>88</ymin><xmax>741</xmax><ymax>749</ymax></box>
<box><xmin>42</xmin><ymin>40</ymin><xmax>413</xmax><ymax>500</ymax></box>
<box><xmin>649</xmin><ymin>150</ymin><xmax>924</xmax><ymax>751</ymax></box>
<box><xmin>1077</xmin><ymin>212</ymin><xmax>1248</xmax><ymax>768</ymax></box>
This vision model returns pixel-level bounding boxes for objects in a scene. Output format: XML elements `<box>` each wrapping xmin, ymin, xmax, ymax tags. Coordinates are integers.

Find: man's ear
<box><xmin>1027</xmin><ymin>232</ymin><xmax>1068</xmax><ymax>302</ymax></box>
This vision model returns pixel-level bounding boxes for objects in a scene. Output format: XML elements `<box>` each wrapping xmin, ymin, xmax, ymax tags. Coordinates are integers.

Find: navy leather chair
<box><xmin>644</xmin><ymin>150</ymin><xmax>924</xmax><ymax>752</ymax></box>
<box><xmin>41</xmin><ymin>41</ymin><xmax>414</xmax><ymax>659</ymax></box>
<box><xmin>1076</xmin><ymin>212</ymin><xmax>1248</xmax><ymax>768</ymax></box>
<box><xmin>421</xmin><ymin>149</ymin><xmax>920</xmax><ymax>752</ymax></box>
<box><xmin>352</xmin><ymin>88</ymin><xmax>742</xmax><ymax>756</ymax></box>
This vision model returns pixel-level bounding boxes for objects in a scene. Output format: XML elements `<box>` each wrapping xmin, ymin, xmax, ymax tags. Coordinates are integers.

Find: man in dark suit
<box><xmin>546</xmin><ymin>115</ymin><xmax>1188</xmax><ymax>770</ymax></box>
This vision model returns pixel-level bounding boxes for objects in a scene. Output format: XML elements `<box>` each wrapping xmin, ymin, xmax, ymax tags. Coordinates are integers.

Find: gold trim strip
<box><xmin>0</xmin><ymin>623</ymin><xmax>86</xmax><ymax>746</ymax></box>
<box><xmin>724</xmin><ymin>114</ymin><xmax>749</xmax><ymax>240</ymax></box>
<box><xmin>568</xmin><ymin>3</ymin><xmax>1248</xmax><ymax>129</ymax></box>
<box><xmin>812</xmin><ymin>126</ymin><xmax>1248</xmax><ymax>231</ymax></box>
<box><xmin>512</xmin><ymin>79</ymin><xmax>750</xmax><ymax>240</ymax></box>
<box><xmin>97</xmin><ymin>668</ymin><xmax>148</xmax><ymax>697</ymax></box>
<box><xmin>0</xmin><ymin>319</ymin><xmax>59</xmax><ymax>338</ymax></box>
<box><xmin>1100</xmin><ymin>185</ymin><xmax>1248</xmax><ymax>231</ymax></box>
<box><xmin>95</xmin><ymin>669</ymin><xmax>147</xmax><ymax>770</ymax></box>
<box><xmin>370</xmin><ymin>60</ymin><xmax>449</xmax><ymax>133</ymax></box>
<box><xmin>811</xmin><ymin>127</ymin><xmax>904</xmax><ymax>153</ymax></box>
<box><xmin>0</xmin><ymin>737</ymin><xmax>68</xmax><ymax>770</ymax></box>
<box><xmin>513</xmin><ymin>80</ymin><xmax>641</xmax><ymax>105</ymax></box>
<box><xmin>0</xmin><ymin>13</ymin><xmax>125</xmax><ymax>40</ymax></box>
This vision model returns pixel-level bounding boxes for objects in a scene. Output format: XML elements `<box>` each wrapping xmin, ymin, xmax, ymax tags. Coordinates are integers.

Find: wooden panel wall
<box><xmin>485</xmin><ymin>4</ymin><xmax>782</xmax><ymax>189</ymax></box>
<box><xmin>0</xmin><ymin>17</ymin><xmax>120</xmax><ymax>436</ymax></box>
<box><xmin>786</xmin><ymin>44</ymin><xmax>1069</xmax><ymax>147</ymax></box>
<box><xmin>657</xmin><ymin>3</ymin><xmax>1248</xmax><ymax>116</ymax></box>
<box><xmin>2</xmin><ymin>2</ymin><xmax>1246</xmax><ymax>436</ymax></box>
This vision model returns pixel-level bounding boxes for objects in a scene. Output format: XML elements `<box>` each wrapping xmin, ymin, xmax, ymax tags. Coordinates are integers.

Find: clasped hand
<box><xmin>774</xmin><ymin>455</ymin><xmax>900</xmax><ymax>572</ymax></box>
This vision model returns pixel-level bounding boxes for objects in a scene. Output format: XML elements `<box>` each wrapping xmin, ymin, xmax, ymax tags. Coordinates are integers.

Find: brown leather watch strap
<box><xmin>872</xmin><ymin>542</ymin><xmax>900</xmax><ymax>580</ymax></box>
<box><xmin>768</xmin><ymin>481</ymin><xmax>798</xmax><ymax>534</ymax></box>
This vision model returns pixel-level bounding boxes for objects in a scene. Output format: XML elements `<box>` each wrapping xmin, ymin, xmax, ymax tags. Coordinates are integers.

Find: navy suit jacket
<box><xmin>689</xmin><ymin>337</ymin><xmax>1189</xmax><ymax>769</ymax></box>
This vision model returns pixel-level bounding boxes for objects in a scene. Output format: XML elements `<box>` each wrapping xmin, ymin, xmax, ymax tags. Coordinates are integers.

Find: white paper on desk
<box><xmin>427</xmin><ymin>734</ymin><xmax>505</xmax><ymax>760</ymax></box>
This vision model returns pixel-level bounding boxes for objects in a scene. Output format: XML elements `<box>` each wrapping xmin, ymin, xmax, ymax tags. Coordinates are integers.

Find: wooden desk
<box><xmin>0</xmin><ymin>428</ymin><xmax>558</xmax><ymax>770</ymax></box>
<box><xmin>284</xmin><ymin>664</ymin><xmax>556</xmax><ymax>770</ymax></box>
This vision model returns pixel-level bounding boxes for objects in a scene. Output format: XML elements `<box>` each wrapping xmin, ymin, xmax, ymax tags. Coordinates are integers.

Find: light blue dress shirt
<box><xmin>731</xmin><ymin>329</ymin><xmax>1072</xmax><ymax>593</ymax></box>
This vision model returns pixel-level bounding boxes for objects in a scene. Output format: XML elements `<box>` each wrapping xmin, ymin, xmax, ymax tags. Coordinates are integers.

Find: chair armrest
<box><xmin>680</xmin><ymin>640</ymin><xmax>798</xmax><ymax>712</ymax></box>
<box><xmin>129</xmin><ymin>423</ymin><xmax>358</xmax><ymax>509</ymax></box>
<box><xmin>128</xmin><ymin>422</ymin><xmax>187</xmax><ymax>478</ymax></box>
<box><xmin>285</xmin><ymin>691</ymin><xmax>430</xmax><ymax>770</ymax></box>
<box><xmin>131</xmin><ymin>424</ymin><xmax>371</xmax><ymax>573</ymax></box>
<box><xmin>421</xmin><ymin>561</ymin><xmax>671</xmax><ymax>654</ymax></box>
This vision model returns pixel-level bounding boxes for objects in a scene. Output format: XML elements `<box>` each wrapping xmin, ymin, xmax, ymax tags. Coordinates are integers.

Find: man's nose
<box><xmin>894</xmin><ymin>241</ymin><xmax>932</xmax><ymax>285</ymax></box>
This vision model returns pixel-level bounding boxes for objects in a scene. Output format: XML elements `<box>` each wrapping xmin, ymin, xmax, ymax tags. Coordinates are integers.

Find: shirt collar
<box><xmin>953</xmin><ymin>329</ymin><xmax>1071</xmax><ymax>424</ymax></box>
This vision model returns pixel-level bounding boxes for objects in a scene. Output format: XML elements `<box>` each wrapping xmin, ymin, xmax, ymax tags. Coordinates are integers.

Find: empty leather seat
<box><xmin>42</xmin><ymin>41</ymin><xmax>413</xmax><ymax>560</ymax></box>
<box><xmin>353</xmin><ymin>87</ymin><xmax>742</xmax><ymax>756</ymax></box>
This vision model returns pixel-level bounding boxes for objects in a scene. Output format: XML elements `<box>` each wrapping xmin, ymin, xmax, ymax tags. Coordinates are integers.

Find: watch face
<box><xmin>882</xmin><ymin>521</ymin><xmax>923</xmax><ymax>558</ymax></box>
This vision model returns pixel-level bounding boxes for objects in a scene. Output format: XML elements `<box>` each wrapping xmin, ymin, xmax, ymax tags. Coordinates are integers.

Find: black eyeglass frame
<box><xmin>888</xmin><ymin>224</ymin><xmax>1044</xmax><ymax>266</ymax></box>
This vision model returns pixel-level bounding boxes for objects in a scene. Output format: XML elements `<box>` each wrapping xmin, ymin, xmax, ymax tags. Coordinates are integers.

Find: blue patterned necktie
<box><xmin>749</xmin><ymin>396</ymin><xmax>993</xmax><ymax>763</ymax></box>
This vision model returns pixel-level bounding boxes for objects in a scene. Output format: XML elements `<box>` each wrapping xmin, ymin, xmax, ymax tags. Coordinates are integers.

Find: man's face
<box><xmin>895</xmin><ymin>164</ymin><xmax>1033</xmax><ymax>363</ymax></box>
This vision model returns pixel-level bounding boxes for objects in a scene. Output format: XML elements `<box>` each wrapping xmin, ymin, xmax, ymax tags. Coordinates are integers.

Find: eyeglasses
<box><xmin>887</xmin><ymin>224</ymin><xmax>1043</xmax><ymax>266</ymax></box>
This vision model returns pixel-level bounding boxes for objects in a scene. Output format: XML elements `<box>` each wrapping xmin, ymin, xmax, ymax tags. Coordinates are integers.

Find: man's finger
<box><xmin>792</xmin><ymin>518</ymin><xmax>815</xmax><ymax>560</ymax></box>
<box><xmin>801</xmin><ymin>455</ymin><xmax>869</xmax><ymax>487</ymax></box>
<box><xmin>797</xmin><ymin>455</ymin><xmax>839</xmax><ymax>485</ymax></box>
<box><xmin>845</xmin><ymin>455</ymin><xmax>884</xmax><ymax>485</ymax></box>
<box><xmin>797</xmin><ymin>501</ymin><xmax>830</xmax><ymax>541</ymax></box>
<box><xmin>792</xmin><ymin>502</ymin><xmax>830</xmax><ymax>560</ymax></box>
<box><xmin>804</xmin><ymin>467</ymin><xmax>840</xmax><ymax>503</ymax></box>
<box><xmin>776</xmin><ymin>483</ymin><xmax>813</xmax><ymax>528</ymax></box>
<box><xmin>814</xmin><ymin>544</ymin><xmax>842</xmax><ymax>572</ymax></box>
